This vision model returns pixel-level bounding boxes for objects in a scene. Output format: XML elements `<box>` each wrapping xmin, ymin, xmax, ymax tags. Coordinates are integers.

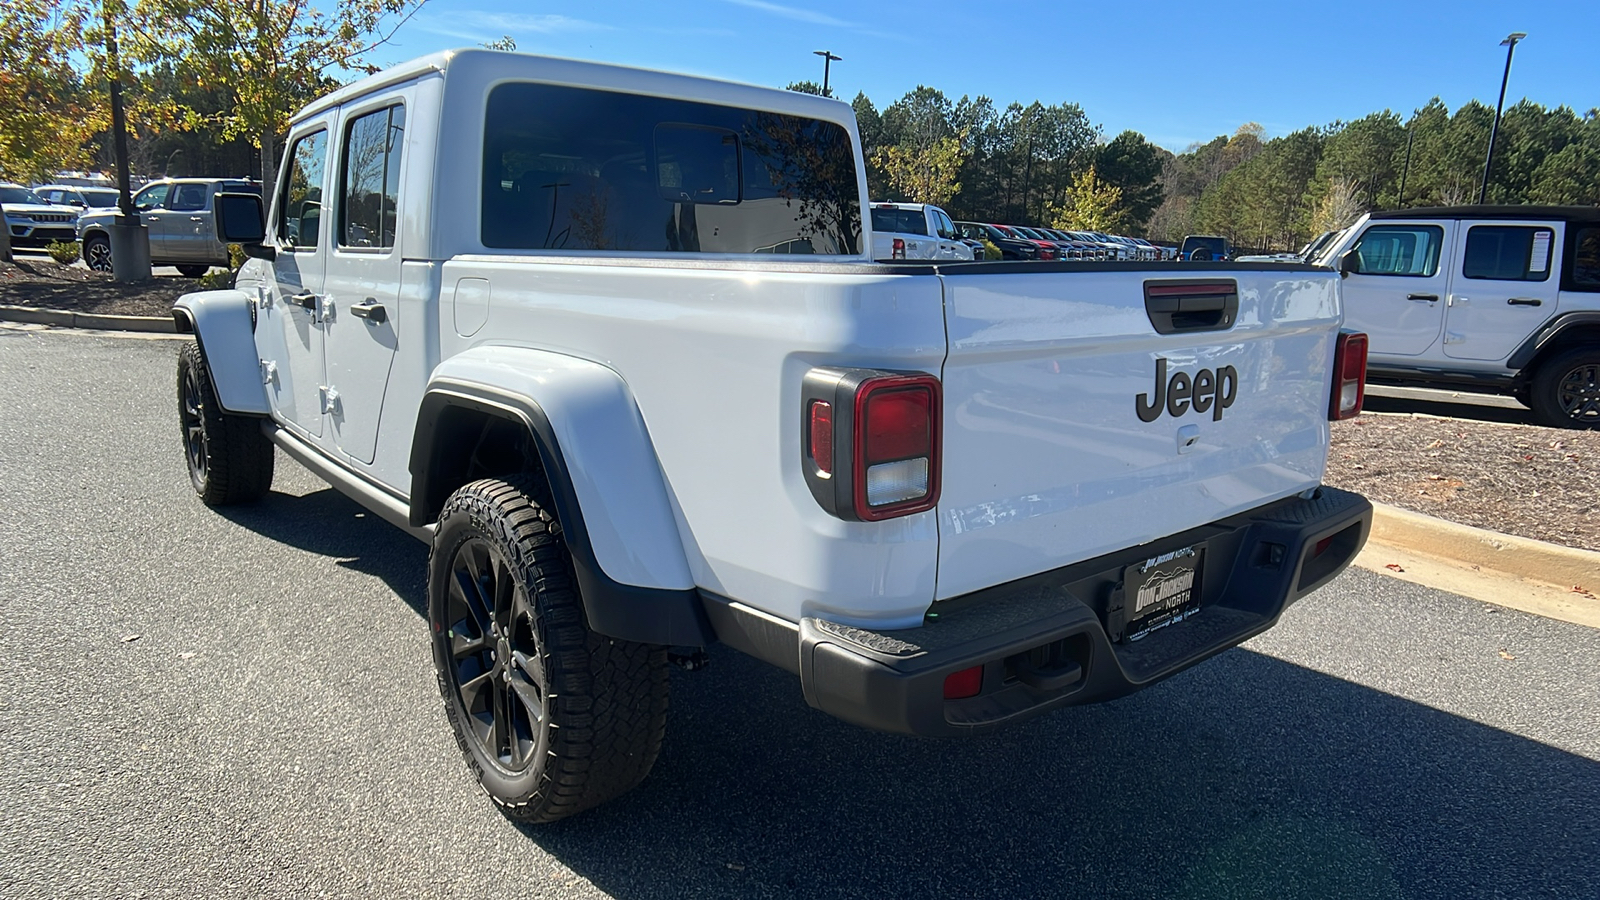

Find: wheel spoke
<box><xmin>450</xmin><ymin>627</ymin><xmax>491</xmax><ymax>660</ymax></box>
<box><xmin>450</xmin><ymin>567</ymin><xmax>492</xmax><ymax>632</ymax></box>
<box><xmin>491</xmin><ymin>679</ymin><xmax>513</xmax><ymax>763</ymax></box>
<box><xmin>511</xmin><ymin>648</ymin><xmax>545</xmax><ymax>692</ymax></box>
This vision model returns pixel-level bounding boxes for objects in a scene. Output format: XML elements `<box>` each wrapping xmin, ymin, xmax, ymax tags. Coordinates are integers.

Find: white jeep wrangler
<box><xmin>1321</xmin><ymin>206</ymin><xmax>1600</xmax><ymax>428</ymax></box>
<box><xmin>172</xmin><ymin>49</ymin><xmax>1373</xmax><ymax>822</ymax></box>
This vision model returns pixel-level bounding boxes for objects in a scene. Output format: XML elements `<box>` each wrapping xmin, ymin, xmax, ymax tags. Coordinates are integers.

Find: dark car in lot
<box><xmin>957</xmin><ymin>221</ymin><xmax>1045</xmax><ymax>260</ymax></box>
<box><xmin>1181</xmin><ymin>234</ymin><xmax>1234</xmax><ymax>261</ymax></box>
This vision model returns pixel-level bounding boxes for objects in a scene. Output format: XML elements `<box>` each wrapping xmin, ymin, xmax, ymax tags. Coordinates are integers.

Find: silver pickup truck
<box><xmin>78</xmin><ymin>178</ymin><xmax>260</xmax><ymax>276</ymax></box>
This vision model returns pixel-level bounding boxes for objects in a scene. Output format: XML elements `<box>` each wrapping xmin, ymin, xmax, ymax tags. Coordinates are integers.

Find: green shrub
<box><xmin>196</xmin><ymin>244</ymin><xmax>247</xmax><ymax>290</ymax></box>
<box><xmin>46</xmin><ymin>240</ymin><xmax>80</xmax><ymax>265</ymax></box>
<box><xmin>979</xmin><ymin>238</ymin><xmax>1004</xmax><ymax>261</ymax></box>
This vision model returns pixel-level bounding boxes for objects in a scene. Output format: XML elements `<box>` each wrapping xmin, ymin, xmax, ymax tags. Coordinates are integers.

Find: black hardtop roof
<box><xmin>1370</xmin><ymin>205</ymin><xmax>1600</xmax><ymax>224</ymax></box>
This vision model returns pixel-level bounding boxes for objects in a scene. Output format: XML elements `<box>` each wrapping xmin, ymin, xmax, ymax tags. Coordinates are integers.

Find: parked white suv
<box><xmin>869</xmin><ymin>202</ymin><xmax>974</xmax><ymax>261</ymax></box>
<box><xmin>171</xmin><ymin>49</ymin><xmax>1372</xmax><ymax>823</ymax></box>
<box><xmin>1321</xmin><ymin>206</ymin><xmax>1600</xmax><ymax>428</ymax></box>
<box><xmin>77</xmin><ymin>178</ymin><xmax>259</xmax><ymax>276</ymax></box>
<box><xmin>1</xmin><ymin>183</ymin><xmax>79</xmax><ymax>248</ymax></box>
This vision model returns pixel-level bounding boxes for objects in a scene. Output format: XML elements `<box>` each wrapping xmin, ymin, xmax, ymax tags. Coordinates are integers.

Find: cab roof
<box><xmin>1370</xmin><ymin>205</ymin><xmax>1600</xmax><ymax>225</ymax></box>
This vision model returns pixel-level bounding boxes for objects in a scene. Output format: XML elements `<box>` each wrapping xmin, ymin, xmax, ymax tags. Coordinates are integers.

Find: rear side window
<box><xmin>169</xmin><ymin>184</ymin><xmax>208</xmax><ymax>211</ymax></box>
<box><xmin>482</xmin><ymin>83</ymin><xmax>861</xmax><ymax>255</ymax></box>
<box><xmin>871</xmin><ymin>207</ymin><xmax>928</xmax><ymax>235</ymax></box>
<box><xmin>1571</xmin><ymin>227</ymin><xmax>1600</xmax><ymax>289</ymax></box>
<box><xmin>1352</xmin><ymin>225</ymin><xmax>1443</xmax><ymax>276</ymax></box>
<box><xmin>340</xmin><ymin>104</ymin><xmax>405</xmax><ymax>249</ymax></box>
<box><xmin>1462</xmin><ymin>225</ymin><xmax>1553</xmax><ymax>281</ymax></box>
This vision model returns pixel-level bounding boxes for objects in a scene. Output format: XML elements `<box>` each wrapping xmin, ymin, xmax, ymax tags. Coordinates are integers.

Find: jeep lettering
<box><xmin>1136</xmin><ymin>357</ymin><xmax>1238</xmax><ymax>423</ymax></box>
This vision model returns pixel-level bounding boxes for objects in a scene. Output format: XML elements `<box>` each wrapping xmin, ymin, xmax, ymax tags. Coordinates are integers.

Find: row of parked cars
<box><xmin>2</xmin><ymin>177</ymin><xmax>258</xmax><ymax>276</ymax></box>
<box><xmin>868</xmin><ymin>202</ymin><xmax>1173</xmax><ymax>262</ymax></box>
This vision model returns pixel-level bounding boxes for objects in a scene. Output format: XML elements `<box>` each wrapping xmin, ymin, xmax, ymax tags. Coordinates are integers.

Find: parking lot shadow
<box><xmin>216</xmin><ymin>487</ymin><xmax>427</xmax><ymax>616</ymax></box>
<box><xmin>523</xmin><ymin>645</ymin><xmax>1599</xmax><ymax>900</ymax></box>
<box><xmin>1363</xmin><ymin>392</ymin><xmax>1537</xmax><ymax>426</ymax></box>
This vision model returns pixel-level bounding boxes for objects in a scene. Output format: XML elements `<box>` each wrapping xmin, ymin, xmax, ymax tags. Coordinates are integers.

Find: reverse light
<box><xmin>1330</xmin><ymin>331</ymin><xmax>1368</xmax><ymax>420</ymax></box>
<box><xmin>801</xmin><ymin>369</ymin><xmax>942</xmax><ymax>521</ymax></box>
<box><xmin>892</xmin><ymin>237</ymin><xmax>906</xmax><ymax>260</ymax></box>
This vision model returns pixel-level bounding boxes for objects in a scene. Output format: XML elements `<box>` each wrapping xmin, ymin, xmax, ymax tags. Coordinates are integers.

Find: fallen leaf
<box><xmin>1498</xmin><ymin>649</ymin><xmax>1516</xmax><ymax>661</ymax></box>
<box><xmin>1385</xmin><ymin>563</ymin><xmax>1405</xmax><ymax>572</ymax></box>
<box><xmin>120</xmin><ymin>634</ymin><xmax>140</xmax><ymax>643</ymax></box>
<box><xmin>1425</xmin><ymin>439</ymin><xmax>1445</xmax><ymax>450</ymax></box>
<box><xmin>725</xmin><ymin>863</ymin><xmax>745</xmax><ymax>872</ymax></box>
<box><xmin>178</xmin><ymin>651</ymin><xmax>197</xmax><ymax>660</ymax></box>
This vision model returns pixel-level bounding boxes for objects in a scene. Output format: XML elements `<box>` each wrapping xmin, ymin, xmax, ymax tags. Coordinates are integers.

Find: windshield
<box><xmin>870</xmin><ymin>207</ymin><xmax>929</xmax><ymax>236</ymax></box>
<box><xmin>0</xmin><ymin>187</ymin><xmax>44</xmax><ymax>205</ymax></box>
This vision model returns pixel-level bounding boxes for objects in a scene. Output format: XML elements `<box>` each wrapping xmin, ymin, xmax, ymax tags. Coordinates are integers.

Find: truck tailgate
<box><xmin>935</xmin><ymin>266</ymin><xmax>1341</xmax><ymax>600</ymax></box>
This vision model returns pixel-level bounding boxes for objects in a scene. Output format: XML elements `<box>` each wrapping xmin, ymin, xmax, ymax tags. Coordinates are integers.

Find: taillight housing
<box><xmin>892</xmin><ymin>237</ymin><xmax>906</xmax><ymax>260</ymax></box>
<box><xmin>1330</xmin><ymin>331</ymin><xmax>1368</xmax><ymax>420</ymax></box>
<box><xmin>801</xmin><ymin>368</ymin><xmax>942</xmax><ymax>521</ymax></box>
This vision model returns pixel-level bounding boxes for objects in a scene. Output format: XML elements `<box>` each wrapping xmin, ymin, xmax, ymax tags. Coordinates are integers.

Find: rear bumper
<box><xmin>703</xmin><ymin>485</ymin><xmax>1371</xmax><ymax>737</ymax></box>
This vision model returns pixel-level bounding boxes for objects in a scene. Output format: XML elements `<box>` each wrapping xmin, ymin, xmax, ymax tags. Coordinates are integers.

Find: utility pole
<box><xmin>101</xmin><ymin>0</ymin><xmax>150</xmax><ymax>281</ymax></box>
<box><xmin>1479</xmin><ymin>31</ymin><xmax>1526</xmax><ymax>205</ymax></box>
<box><xmin>813</xmin><ymin>50</ymin><xmax>841</xmax><ymax>98</ymax></box>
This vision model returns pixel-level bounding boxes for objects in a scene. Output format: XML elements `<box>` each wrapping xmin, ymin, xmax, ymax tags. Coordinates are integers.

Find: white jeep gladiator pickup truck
<box><xmin>1320</xmin><ymin>206</ymin><xmax>1600</xmax><ymax>428</ymax></box>
<box><xmin>171</xmin><ymin>49</ymin><xmax>1372</xmax><ymax>823</ymax></box>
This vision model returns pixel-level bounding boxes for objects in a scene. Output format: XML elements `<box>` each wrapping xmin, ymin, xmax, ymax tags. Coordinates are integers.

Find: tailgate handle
<box><xmin>1144</xmin><ymin>281</ymin><xmax>1238</xmax><ymax>335</ymax></box>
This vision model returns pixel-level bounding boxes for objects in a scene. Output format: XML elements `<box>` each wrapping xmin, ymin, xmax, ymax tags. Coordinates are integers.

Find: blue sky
<box><xmin>385</xmin><ymin>0</ymin><xmax>1599</xmax><ymax>152</ymax></box>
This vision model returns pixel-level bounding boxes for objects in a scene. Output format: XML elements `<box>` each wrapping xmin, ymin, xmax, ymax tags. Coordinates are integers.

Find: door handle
<box><xmin>1407</xmin><ymin>293</ymin><xmax>1439</xmax><ymax>302</ymax></box>
<box><xmin>349</xmin><ymin>301</ymin><xmax>387</xmax><ymax>323</ymax></box>
<box><xmin>1507</xmin><ymin>297</ymin><xmax>1543</xmax><ymax>306</ymax></box>
<box><xmin>286</xmin><ymin>292</ymin><xmax>318</xmax><ymax>310</ymax></box>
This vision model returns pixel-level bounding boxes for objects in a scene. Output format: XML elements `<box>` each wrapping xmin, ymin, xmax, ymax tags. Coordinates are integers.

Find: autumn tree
<box><xmin>1050</xmin><ymin>167</ymin><xmax>1127</xmax><ymax>233</ymax></box>
<box><xmin>874</xmin><ymin>136</ymin><xmax>965</xmax><ymax>207</ymax></box>
<box><xmin>125</xmin><ymin>0</ymin><xmax>427</xmax><ymax>197</ymax></box>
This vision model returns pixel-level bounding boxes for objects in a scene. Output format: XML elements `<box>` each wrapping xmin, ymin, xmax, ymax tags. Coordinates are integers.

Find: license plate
<box><xmin>1122</xmin><ymin>544</ymin><xmax>1204</xmax><ymax>642</ymax></box>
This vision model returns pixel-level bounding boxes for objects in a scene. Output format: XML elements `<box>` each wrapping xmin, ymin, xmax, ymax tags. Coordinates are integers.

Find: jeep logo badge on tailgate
<box><xmin>1136</xmin><ymin>357</ymin><xmax>1238</xmax><ymax>423</ymax></box>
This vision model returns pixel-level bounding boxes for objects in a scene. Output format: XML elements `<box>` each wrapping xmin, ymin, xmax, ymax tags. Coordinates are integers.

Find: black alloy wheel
<box><xmin>1530</xmin><ymin>348</ymin><xmax>1600</xmax><ymax>429</ymax></box>
<box><xmin>180</xmin><ymin>360</ymin><xmax>209</xmax><ymax>491</ymax></box>
<box><xmin>84</xmin><ymin>235</ymin><xmax>113</xmax><ymax>272</ymax></box>
<box><xmin>439</xmin><ymin>536</ymin><xmax>547</xmax><ymax>774</ymax></box>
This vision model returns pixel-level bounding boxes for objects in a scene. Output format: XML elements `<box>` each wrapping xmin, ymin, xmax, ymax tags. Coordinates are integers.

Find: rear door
<box><xmin>130</xmin><ymin>184</ymin><xmax>175</xmax><ymax>257</ymax></box>
<box><xmin>321</xmin><ymin>98</ymin><xmax>407</xmax><ymax>465</ymax></box>
<box><xmin>1338</xmin><ymin>220</ymin><xmax>1452</xmax><ymax>357</ymax></box>
<box><xmin>935</xmin><ymin>269</ymin><xmax>1341</xmax><ymax>600</ymax></box>
<box><xmin>1443</xmin><ymin>220</ymin><xmax>1562</xmax><ymax>361</ymax></box>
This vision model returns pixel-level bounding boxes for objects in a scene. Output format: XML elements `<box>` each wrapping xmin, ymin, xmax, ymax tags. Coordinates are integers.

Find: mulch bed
<box><xmin>1</xmin><ymin>255</ymin><xmax>193</xmax><ymax>316</ymax></box>
<box><xmin>1326</xmin><ymin>413</ymin><xmax>1600</xmax><ymax>552</ymax></box>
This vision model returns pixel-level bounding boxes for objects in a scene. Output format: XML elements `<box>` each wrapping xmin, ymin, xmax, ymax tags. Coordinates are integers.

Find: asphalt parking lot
<box><xmin>2</xmin><ymin>327</ymin><xmax>1598</xmax><ymax>899</ymax></box>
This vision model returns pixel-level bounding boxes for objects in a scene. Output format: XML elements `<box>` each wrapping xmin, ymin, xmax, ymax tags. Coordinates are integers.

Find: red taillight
<box><xmin>809</xmin><ymin>400</ymin><xmax>833</xmax><ymax>475</ymax></box>
<box><xmin>892</xmin><ymin>237</ymin><xmax>906</xmax><ymax>260</ymax></box>
<box><xmin>853</xmin><ymin>375</ymin><xmax>941</xmax><ymax>520</ymax></box>
<box><xmin>943</xmin><ymin>665</ymin><xmax>983</xmax><ymax>699</ymax></box>
<box><xmin>801</xmin><ymin>369</ymin><xmax>941</xmax><ymax>521</ymax></box>
<box><xmin>1330</xmin><ymin>331</ymin><xmax>1368</xmax><ymax>420</ymax></box>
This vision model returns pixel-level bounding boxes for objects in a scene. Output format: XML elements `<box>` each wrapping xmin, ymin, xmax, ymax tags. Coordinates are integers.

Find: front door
<box><xmin>165</xmin><ymin>182</ymin><xmax>212</xmax><ymax>262</ymax></box>
<box><xmin>130</xmin><ymin>183</ymin><xmax>175</xmax><ymax>258</ymax></box>
<box><xmin>1443</xmin><ymin>220</ymin><xmax>1563</xmax><ymax>361</ymax></box>
<box><xmin>1338</xmin><ymin>220</ymin><xmax>1453</xmax><ymax>358</ymax></box>
<box><xmin>322</xmin><ymin>101</ymin><xmax>406</xmax><ymax>466</ymax></box>
<box><xmin>260</xmin><ymin>124</ymin><xmax>333</xmax><ymax>439</ymax></box>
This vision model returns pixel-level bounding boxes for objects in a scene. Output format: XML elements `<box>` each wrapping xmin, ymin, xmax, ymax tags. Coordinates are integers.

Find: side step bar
<box><xmin>262</xmin><ymin>422</ymin><xmax>434</xmax><ymax>544</ymax></box>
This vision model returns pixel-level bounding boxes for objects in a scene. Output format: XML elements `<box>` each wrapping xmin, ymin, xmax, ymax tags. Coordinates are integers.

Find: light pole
<box><xmin>813</xmin><ymin>50</ymin><xmax>841</xmax><ymax>98</ymax></box>
<box><xmin>1478</xmin><ymin>31</ymin><xmax>1526</xmax><ymax>205</ymax></box>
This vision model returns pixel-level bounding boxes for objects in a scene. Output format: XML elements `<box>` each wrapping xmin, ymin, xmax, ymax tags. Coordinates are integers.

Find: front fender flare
<box><xmin>410</xmin><ymin>346</ymin><xmax>709</xmax><ymax>647</ymax></box>
<box><xmin>172</xmin><ymin>290</ymin><xmax>269</xmax><ymax>415</ymax></box>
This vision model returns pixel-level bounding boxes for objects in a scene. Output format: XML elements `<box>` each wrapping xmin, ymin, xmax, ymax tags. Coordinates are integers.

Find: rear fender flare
<box><xmin>410</xmin><ymin>346</ymin><xmax>709</xmax><ymax>647</ymax></box>
<box><xmin>171</xmin><ymin>290</ymin><xmax>269</xmax><ymax>415</ymax></box>
<box><xmin>1507</xmin><ymin>311</ymin><xmax>1600</xmax><ymax>372</ymax></box>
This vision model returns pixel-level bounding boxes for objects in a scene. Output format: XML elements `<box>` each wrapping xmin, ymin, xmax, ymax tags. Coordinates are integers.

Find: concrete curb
<box><xmin>1369</xmin><ymin>501</ymin><xmax>1600</xmax><ymax>591</ymax></box>
<box><xmin>0</xmin><ymin>304</ymin><xmax>175</xmax><ymax>333</ymax></box>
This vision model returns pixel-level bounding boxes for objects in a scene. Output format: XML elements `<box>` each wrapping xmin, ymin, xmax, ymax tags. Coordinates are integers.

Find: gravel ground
<box><xmin>0</xmin><ymin>256</ymin><xmax>197</xmax><ymax>315</ymax></box>
<box><xmin>1327</xmin><ymin>411</ymin><xmax>1600</xmax><ymax>552</ymax></box>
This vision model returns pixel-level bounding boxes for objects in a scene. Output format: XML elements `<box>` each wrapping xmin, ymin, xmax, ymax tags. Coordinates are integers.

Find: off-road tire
<box><xmin>84</xmin><ymin>234</ymin><xmax>113</xmax><ymax>272</ymax></box>
<box><xmin>1528</xmin><ymin>347</ymin><xmax>1600</xmax><ymax>429</ymax></box>
<box><xmin>177</xmin><ymin>341</ymin><xmax>274</xmax><ymax>504</ymax></box>
<box><xmin>428</xmin><ymin>476</ymin><xmax>669</xmax><ymax>824</ymax></box>
<box><xmin>176</xmin><ymin>264</ymin><xmax>210</xmax><ymax>278</ymax></box>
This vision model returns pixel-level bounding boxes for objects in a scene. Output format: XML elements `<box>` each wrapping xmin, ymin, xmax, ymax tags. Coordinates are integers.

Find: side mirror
<box><xmin>215</xmin><ymin>192</ymin><xmax>273</xmax><ymax>260</ymax></box>
<box><xmin>1337</xmin><ymin>248</ymin><xmax>1360</xmax><ymax>278</ymax></box>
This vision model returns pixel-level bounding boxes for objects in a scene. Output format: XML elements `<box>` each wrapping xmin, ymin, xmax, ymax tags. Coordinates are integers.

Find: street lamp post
<box><xmin>1478</xmin><ymin>31</ymin><xmax>1526</xmax><ymax>205</ymax></box>
<box><xmin>813</xmin><ymin>50</ymin><xmax>841</xmax><ymax>98</ymax></box>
